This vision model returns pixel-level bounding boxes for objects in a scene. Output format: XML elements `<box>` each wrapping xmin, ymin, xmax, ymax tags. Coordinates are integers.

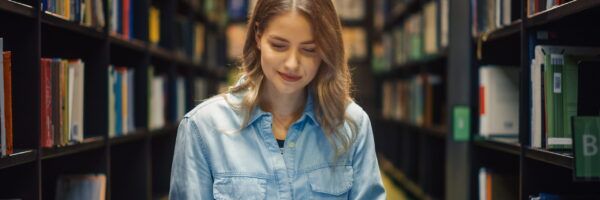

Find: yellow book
<box><xmin>65</xmin><ymin>0</ymin><xmax>71</xmax><ymax>20</ymax></box>
<box><xmin>149</xmin><ymin>7</ymin><xmax>160</xmax><ymax>44</ymax></box>
<box><xmin>121</xmin><ymin>68</ymin><xmax>128</xmax><ymax>134</ymax></box>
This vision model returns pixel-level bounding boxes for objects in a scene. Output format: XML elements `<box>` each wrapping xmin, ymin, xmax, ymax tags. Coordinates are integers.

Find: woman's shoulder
<box><xmin>183</xmin><ymin>93</ymin><xmax>243</xmax><ymax>131</ymax></box>
<box><xmin>345</xmin><ymin>100</ymin><xmax>370</xmax><ymax>125</ymax></box>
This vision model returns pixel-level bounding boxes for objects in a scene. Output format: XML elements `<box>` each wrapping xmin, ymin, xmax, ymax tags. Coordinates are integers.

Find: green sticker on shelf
<box><xmin>573</xmin><ymin>117</ymin><xmax>600</xmax><ymax>179</ymax></box>
<box><xmin>453</xmin><ymin>106</ymin><xmax>470</xmax><ymax>141</ymax></box>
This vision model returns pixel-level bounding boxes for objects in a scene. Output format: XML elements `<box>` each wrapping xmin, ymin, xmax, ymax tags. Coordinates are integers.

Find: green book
<box><xmin>573</xmin><ymin>117</ymin><xmax>600</xmax><ymax>179</ymax></box>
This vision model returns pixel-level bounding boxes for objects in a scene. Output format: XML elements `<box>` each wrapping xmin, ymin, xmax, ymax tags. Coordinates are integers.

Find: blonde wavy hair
<box><xmin>227</xmin><ymin>0</ymin><xmax>357</xmax><ymax>156</ymax></box>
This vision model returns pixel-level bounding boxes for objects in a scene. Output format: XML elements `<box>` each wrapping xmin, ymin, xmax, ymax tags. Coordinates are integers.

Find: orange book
<box><xmin>3</xmin><ymin>51</ymin><xmax>12</xmax><ymax>155</ymax></box>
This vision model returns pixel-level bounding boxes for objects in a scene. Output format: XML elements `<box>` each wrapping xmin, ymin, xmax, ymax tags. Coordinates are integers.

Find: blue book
<box><xmin>114</xmin><ymin>69</ymin><xmax>122</xmax><ymax>136</ymax></box>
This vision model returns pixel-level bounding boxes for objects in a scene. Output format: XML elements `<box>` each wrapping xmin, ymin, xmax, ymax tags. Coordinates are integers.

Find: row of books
<box><xmin>479</xmin><ymin>167</ymin><xmax>599</xmax><ymax>200</ymax></box>
<box><xmin>107</xmin><ymin>66</ymin><xmax>135</xmax><ymax>138</ymax></box>
<box><xmin>342</xmin><ymin>27</ymin><xmax>368</xmax><ymax>60</ymax></box>
<box><xmin>173</xmin><ymin>16</ymin><xmax>205</xmax><ymax>64</ymax></box>
<box><xmin>381</xmin><ymin>73</ymin><xmax>446</xmax><ymax>127</ymax></box>
<box><xmin>43</xmin><ymin>0</ymin><xmax>106</xmax><ymax>30</ymax></box>
<box><xmin>109</xmin><ymin>0</ymin><xmax>134</xmax><ymax>40</ymax></box>
<box><xmin>528</xmin><ymin>0</ymin><xmax>569</xmax><ymax>16</ymax></box>
<box><xmin>56</xmin><ymin>174</ymin><xmax>106</xmax><ymax>200</ymax></box>
<box><xmin>382</xmin><ymin>0</ymin><xmax>449</xmax><ymax>70</ymax></box>
<box><xmin>0</xmin><ymin>39</ymin><xmax>13</xmax><ymax>156</ymax></box>
<box><xmin>478</xmin><ymin>168</ymin><xmax>518</xmax><ymax>200</ymax></box>
<box><xmin>334</xmin><ymin>0</ymin><xmax>366</xmax><ymax>21</ymax></box>
<box><xmin>530</xmin><ymin>45</ymin><xmax>600</xmax><ymax>150</ymax></box>
<box><xmin>471</xmin><ymin>0</ymin><xmax>515</xmax><ymax>37</ymax></box>
<box><xmin>40</xmin><ymin>58</ymin><xmax>85</xmax><ymax>148</ymax></box>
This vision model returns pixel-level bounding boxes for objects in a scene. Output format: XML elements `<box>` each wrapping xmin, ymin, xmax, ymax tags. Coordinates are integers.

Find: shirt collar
<box><xmin>245</xmin><ymin>91</ymin><xmax>319</xmax><ymax>128</ymax></box>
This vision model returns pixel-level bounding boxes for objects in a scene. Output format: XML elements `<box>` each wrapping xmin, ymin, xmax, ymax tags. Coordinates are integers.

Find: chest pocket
<box><xmin>307</xmin><ymin>165</ymin><xmax>353</xmax><ymax>199</ymax></box>
<box><xmin>213</xmin><ymin>176</ymin><xmax>267</xmax><ymax>200</ymax></box>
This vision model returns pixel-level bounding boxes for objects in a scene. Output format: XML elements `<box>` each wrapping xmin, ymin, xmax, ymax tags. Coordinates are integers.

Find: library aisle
<box><xmin>1</xmin><ymin>0</ymin><xmax>600</xmax><ymax>199</ymax></box>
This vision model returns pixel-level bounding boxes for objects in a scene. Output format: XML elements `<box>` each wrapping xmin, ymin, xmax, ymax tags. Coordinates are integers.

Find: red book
<box><xmin>3</xmin><ymin>52</ymin><xmax>12</xmax><ymax>155</ymax></box>
<box><xmin>122</xmin><ymin>0</ymin><xmax>130</xmax><ymax>40</ymax></box>
<box><xmin>41</xmin><ymin>59</ymin><xmax>53</xmax><ymax>148</ymax></box>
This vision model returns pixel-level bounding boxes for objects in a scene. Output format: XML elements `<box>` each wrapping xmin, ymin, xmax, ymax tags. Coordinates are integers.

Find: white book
<box><xmin>503</xmin><ymin>0</ymin><xmax>512</xmax><ymax>26</ymax></box>
<box><xmin>68</xmin><ymin>62</ymin><xmax>75</xmax><ymax>142</ymax></box>
<box><xmin>71</xmin><ymin>60</ymin><xmax>84</xmax><ymax>142</ymax></box>
<box><xmin>479</xmin><ymin>168</ymin><xmax>487</xmax><ymax>200</ymax></box>
<box><xmin>0</xmin><ymin>38</ymin><xmax>6</xmax><ymax>156</ymax></box>
<box><xmin>176</xmin><ymin>77</ymin><xmax>185</xmax><ymax>120</ymax></box>
<box><xmin>423</xmin><ymin>1</ymin><xmax>438</xmax><ymax>55</ymax></box>
<box><xmin>479</xmin><ymin>66</ymin><xmax>520</xmax><ymax>137</ymax></box>
<box><xmin>151</xmin><ymin>76</ymin><xmax>165</xmax><ymax>130</ymax></box>
<box><xmin>440</xmin><ymin>0</ymin><xmax>449</xmax><ymax>48</ymax></box>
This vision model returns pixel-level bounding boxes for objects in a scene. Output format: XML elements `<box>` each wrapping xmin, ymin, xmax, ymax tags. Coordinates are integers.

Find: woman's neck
<box><xmin>260</xmin><ymin>82</ymin><xmax>306</xmax><ymax>122</ymax></box>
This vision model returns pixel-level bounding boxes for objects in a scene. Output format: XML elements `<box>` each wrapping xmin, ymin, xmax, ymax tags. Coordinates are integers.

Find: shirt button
<box><xmin>287</xmin><ymin>142</ymin><xmax>295</xmax><ymax>148</ymax></box>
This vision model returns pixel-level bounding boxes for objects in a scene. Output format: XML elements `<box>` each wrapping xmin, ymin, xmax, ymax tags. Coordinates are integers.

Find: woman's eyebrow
<box><xmin>269</xmin><ymin>35</ymin><xmax>314</xmax><ymax>44</ymax></box>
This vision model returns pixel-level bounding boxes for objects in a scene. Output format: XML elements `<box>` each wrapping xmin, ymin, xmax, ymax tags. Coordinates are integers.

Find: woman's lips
<box><xmin>278</xmin><ymin>72</ymin><xmax>302</xmax><ymax>82</ymax></box>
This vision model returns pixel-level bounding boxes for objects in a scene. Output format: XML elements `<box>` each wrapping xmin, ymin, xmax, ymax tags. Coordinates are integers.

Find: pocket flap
<box><xmin>307</xmin><ymin>165</ymin><xmax>353</xmax><ymax>196</ymax></box>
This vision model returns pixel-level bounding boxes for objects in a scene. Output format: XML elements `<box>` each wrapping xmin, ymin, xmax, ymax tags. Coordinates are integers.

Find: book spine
<box><xmin>3</xmin><ymin>52</ymin><xmax>13</xmax><ymax>155</ymax></box>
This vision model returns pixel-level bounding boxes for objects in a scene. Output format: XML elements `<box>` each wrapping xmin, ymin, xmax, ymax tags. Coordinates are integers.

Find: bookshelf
<box><xmin>0</xmin><ymin>0</ymin><xmax>225</xmax><ymax>199</ymax></box>
<box><xmin>375</xmin><ymin>0</ymin><xmax>600</xmax><ymax>199</ymax></box>
<box><xmin>373</xmin><ymin>0</ymin><xmax>449</xmax><ymax>199</ymax></box>
<box><xmin>463</xmin><ymin>0</ymin><xmax>600</xmax><ymax>199</ymax></box>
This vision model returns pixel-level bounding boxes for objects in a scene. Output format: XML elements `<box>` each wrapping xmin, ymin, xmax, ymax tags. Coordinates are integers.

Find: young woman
<box><xmin>169</xmin><ymin>0</ymin><xmax>385</xmax><ymax>199</ymax></box>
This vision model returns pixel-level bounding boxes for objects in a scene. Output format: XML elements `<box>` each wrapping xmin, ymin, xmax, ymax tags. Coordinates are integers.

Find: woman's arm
<box><xmin>350</xmin><ymin>112</ymin><xmax>387</xmax><ymax>199</ymax></box>
<box><xmin>169</xmin><ymin>117</ymin><xmax>214</xmax><ymax>199</ymax></box>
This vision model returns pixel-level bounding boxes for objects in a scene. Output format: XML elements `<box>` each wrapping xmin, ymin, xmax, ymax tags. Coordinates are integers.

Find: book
<box><xmin>228</xmin><ymin>0</ymin><xmax>248</xmax><ymax>21</ymax></box>
<box><xmin>1</xmin><ymin>49</ymin><xmax>13</xmax><ymax>156</ymax></box>
<box><xmin>479</xmin><ymin>66</ymin><xmax>520</xmax><ymax>137</ymax></box>
<box><xmin>530</xmin><ymin>45</ymin><xmax>600</xmax><ymax>149</ymax></box>
<box><xmin>149</xmin><ymin>6</ymin><xmax>160</xmax><ymax>44</ymax></box>
<box><xmin>148</xmin><ymin>67</ymin><xmax>166</xmax><ymax>130</ymax></box>
<box><xmin>44</xmin><ymin>0</ymin><xmax>105</xmax><ymax>29</ymax></box>
<box><xmin>334</xmin><ymin>0</ymin><xmax>365</xmax><ymax>21</ymax></box>
<box><xmin>55</xmin><ymin>174</ymin><xmax>106</xmax><ymax>200</ymax></box>
<box><xmin>226</xmin><ymin>24</ymin><xmax>247</xmax><ymax>60</ymax></box>
<box><xmin>107</xmin><ymin>66</ymin><xmax>135</xmax><ymax>137</ymax></box>
<box><xmin>4</xmin><ymin>51</ymin><xmax>12</xmax><ymax>156</ymax></box>
<box><xmin>472</xmin><ymin>0</ymin><xmax>514</xmax><ymax>37</ymax></box>
<box><xmin>41</xmin><ymin>59</ymin><xmax>54</xmax><ymax>148</ymax></box>
<box><xmin>423</xmin><ymin>1</ymin><xmax>438</xmax><ymax>55</ymax></box>
<box><xmin>39</xmin><ymin>58</ymin><xmax>85</xmax><ymax>147</ymax></box>
<box><xmin>478</xmin><ymin>168</ymin><xmax>518</xmax><ymax>200</ymax></box>
<box><xmin>176</xmin><ymin>76</ymin><xmax>186</xmax><ymax>120</ymax></box>
<box><xmin>342</xmin><ymin>27</ymin><xmax>367</xmax><ymax>60</ymax></box>
<box><xmin>0</xmin><ymin>38</ymin><xmax>5</xmax><ymax>156</ymax></box>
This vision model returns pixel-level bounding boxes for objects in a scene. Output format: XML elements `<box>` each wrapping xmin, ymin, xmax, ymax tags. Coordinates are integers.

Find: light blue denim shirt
<box><xmin>169</xmin><ymin>91</ymin><xmax>386</xmax><ymax>199</ymax></box>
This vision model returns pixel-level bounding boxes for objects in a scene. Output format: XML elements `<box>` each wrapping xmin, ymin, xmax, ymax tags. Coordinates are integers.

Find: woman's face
<box><xmin>257</xmin><ymin>11</ymin><xmax>321</xmax><ymax>96</ymax></box>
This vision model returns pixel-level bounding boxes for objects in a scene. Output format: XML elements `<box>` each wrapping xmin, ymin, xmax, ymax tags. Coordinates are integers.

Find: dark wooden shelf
<box><xmin>0</xmin><ymin>149</ymin><xmax>37</xmax><ymax>170</ymax></box>
<box><xmin>525</xmin><ymin>147</ymin><xmax>573</xmax><ymax>169</ymax></box>
<box><xmin>473</xmin><ymin>137</ymin><xmax>521</xmax><ymax>156</ymax></box>
<box><xmin>149</xmin><ymin>45</ymin><xmax>174</xmax><ymax>63</ymax></box>
<box><xmin>384</xmin><ymin>0</ymin><xmax>423</xmax><ymax>31</ymax></box>
<box><xmin>474</xmin><ymin>20</ymin><xmax>522</xmax><ymax>43</ymax></box>
<box><xmin>109</xmin><ymin>35</ymin><xmax>147</xmax><ymax>54</ymax></box>
<box><xmin>377</xmin><ymin>49</ymin><xmax>448</xmax><ymax>78</ymax></box>
<box><xmin>0</xmin><ymin>0</ymin><xmax>35</xmax><ymax>18</ymax></box>
<box><xmin>150</xmin><ymin>123</ymin><xmax>178</xmax><ymax>138</ymax></box>
<box><xmin>375</xmin><ymin>118</ymin><xmax>447</xmax><ymax>139</ymax></box>
<box><xmin>109</xmin><ymin>129</ymin><xmax>150</xmax><ymax>146</ymax></box>
<box><xmin>341</xmin><ymin>19</ymin><xmax>366</xmax><ymax>27</ymax></box>
<box><xmin>41</xmin><ymin>13</ymin><xmax>106</xmax><ymax>40</ymax></box>
<box><xmin>41</xmin><ymin>136</ymin><xmax>105</xmax><ymax>160</ymax></box>
<box><xmin>527</xmin><ymin>0</ymin><xmax>600</xmax><ymax>28</ymax></box>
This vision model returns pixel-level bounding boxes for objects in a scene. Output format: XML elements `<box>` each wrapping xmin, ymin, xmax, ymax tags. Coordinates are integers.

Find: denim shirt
<box><xmin>169</xmin><ymin>92</ymin><xmax>386</xmax><ymax>199</ymax></box>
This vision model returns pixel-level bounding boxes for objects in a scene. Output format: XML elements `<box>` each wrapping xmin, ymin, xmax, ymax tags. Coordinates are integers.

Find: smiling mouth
<box><xmin>278</xmin><ymin>72</ymin><xmax>302</xmax><ymax>82</ymax></box>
